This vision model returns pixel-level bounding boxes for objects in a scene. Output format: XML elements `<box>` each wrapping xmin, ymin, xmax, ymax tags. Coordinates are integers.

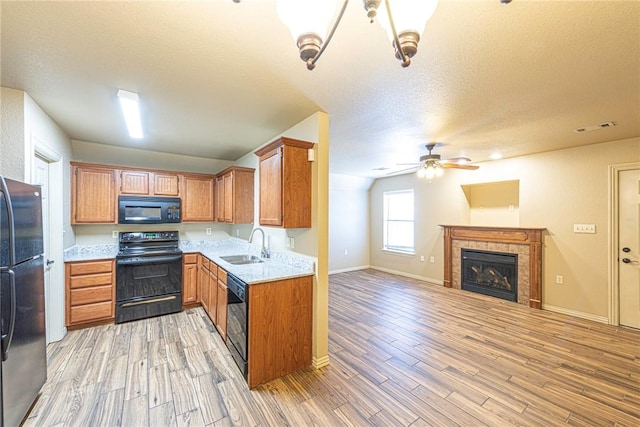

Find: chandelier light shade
<box><xmin>277</xmin><ymin>0</ymin><xmax>339</xmax><ymax>68</ymax></box>
<box><xmin>376</xmin><ymin>0</ymin><xmax>439</xmax><ymax>63</ymax></box>
<box><xmin>276</xmin><ymin>0</ymin><xmax>439</xmax><ymax>70</ymax></box>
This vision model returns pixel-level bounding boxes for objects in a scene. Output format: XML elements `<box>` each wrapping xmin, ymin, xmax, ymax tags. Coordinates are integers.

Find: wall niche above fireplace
<box><xmin>441</xmin><ymin>225</ymin><xmax>545</xmax><ymax>308</ymax></box>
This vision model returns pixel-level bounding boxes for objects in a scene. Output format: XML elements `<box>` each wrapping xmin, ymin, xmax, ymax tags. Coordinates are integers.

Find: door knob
<box><xmin>622</xmin><ymin>247</ymin><xmax>631</xmax><ymax>253</ymax></box>
<box><xmin>622</xmin><ymin>258</ymin><xmax>638</xmax><ymax>264</ymax></box>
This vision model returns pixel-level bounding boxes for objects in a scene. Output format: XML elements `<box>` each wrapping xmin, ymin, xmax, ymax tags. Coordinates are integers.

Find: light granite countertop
<box><xmin>64</xmin><ymin>238</ymin><xmax>315</xmax><ymax>285</ymax></box>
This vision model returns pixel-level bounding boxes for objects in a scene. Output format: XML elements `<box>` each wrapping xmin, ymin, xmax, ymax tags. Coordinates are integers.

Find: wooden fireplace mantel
<box><xmin>440</xmin><ymin>225</ymin><xmax>546</xmax><ymax>309</ymax></box>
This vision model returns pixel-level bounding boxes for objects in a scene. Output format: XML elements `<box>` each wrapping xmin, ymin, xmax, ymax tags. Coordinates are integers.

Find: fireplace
<box><xmin>461</xmin><ymin>249</ymin><xmax>518</xmax><ymax>302</ymax></box>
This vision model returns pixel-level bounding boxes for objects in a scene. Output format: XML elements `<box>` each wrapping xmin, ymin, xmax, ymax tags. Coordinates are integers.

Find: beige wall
<box><xmin>370</xmin><ymin>137</ymin><xmax>640</xmax><ymax>320</ymax></box>
<box><xmin>328</xmin><ymin>173</ymin><xmax>372</xmax><ymax>273</ymax></box>
<box><xmin>1</xmin><ymin>87</ymin><xmax>26</xmax><ymax>179</ymax></box>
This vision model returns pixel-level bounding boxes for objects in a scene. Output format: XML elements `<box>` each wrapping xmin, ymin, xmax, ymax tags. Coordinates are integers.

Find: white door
<box><xmin>33</xmin><ymin>155</ymin><xmax>53</xmax><ymax>343</ymax></box>
<box><xmin>619</xmin><ymin>168</ymin><xmax>640</xmax><ymax>329</ymax></box>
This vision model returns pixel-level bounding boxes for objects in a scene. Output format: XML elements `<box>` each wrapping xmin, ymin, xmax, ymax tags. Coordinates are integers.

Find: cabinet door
<box><xmin>200</xmin><ymin>265</ymin><xmax>210</xmax><ymax>314</ymax></box>
<box><xmin>120</xmin><ymin>170</ymin><xmax>150</xmax><ymax>195</ymax></box>
<box><xmin>182</xmin><ymin>176</ymin><xmax>214</xmax><ymax>221</ymax></box>
<box><xmin>224</xmin><ymin>173</ymin><xmax>233</xmax><ymax>223</ymax></box>
<box><xmin>73</xmin><ymin>166</ymin><xmax>117</xmax><ymax>224</ymax></box>
<box><xmin>258</xmin><ymin>147</ymin><xmax>282</xmax><ymax>226</ymax></box>
<box><xmin>215</xmin><ymin>176</ymin><xmax>225</xmax><ymax>222</ymax></box>
<box><xmin>154</xmin><ymin>173</ymin><xmax>180</xmax><ymax>196</ymax></box>
<box><xmin>216</xmin><ymin>280</ymin><xmax>227</xmax><ymax>340</ymax></box>
<box><xmin>208</xmin><ymin>269</ymin><xmax>218</xmax><ymax>324</ymax></box>
<box><xmin>182</xmin><ymin>256</ymin><xmax>198</xmax><ymax>304</ymax></box>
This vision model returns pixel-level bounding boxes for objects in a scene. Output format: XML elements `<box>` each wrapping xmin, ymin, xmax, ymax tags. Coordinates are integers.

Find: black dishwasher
<box><xmin>226</xmin><ymin>273</ymin><xmax>248</xmax><ymax>378</ymax></box>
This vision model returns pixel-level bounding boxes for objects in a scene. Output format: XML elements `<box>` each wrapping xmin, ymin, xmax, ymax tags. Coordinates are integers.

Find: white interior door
<box><xmin>33</xmin><ymin>155</ymin><xmax>52</xmax><ymax>343</ymax></box>
<box><xmin>619</xmin><ymin>168</ymin><xmax>640</xmax><ymax>329</ymax></box>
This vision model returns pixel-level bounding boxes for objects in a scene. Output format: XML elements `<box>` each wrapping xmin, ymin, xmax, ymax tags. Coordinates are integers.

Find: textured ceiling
<box><xmin>1</xmin><ymin>0</ymin><xmax>639</xmax><ymax>177</ymax></box>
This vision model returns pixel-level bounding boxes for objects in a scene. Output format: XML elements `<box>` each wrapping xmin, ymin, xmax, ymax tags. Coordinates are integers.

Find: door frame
<box><xmin>33</xmin><ymin>136</ymin><xmax>67</xmax><ymax>342</ymax></box>
<box><xmin>608</xmin><ymin>161</ymin><xmax>640</xmax><ymax>326</ymax></box>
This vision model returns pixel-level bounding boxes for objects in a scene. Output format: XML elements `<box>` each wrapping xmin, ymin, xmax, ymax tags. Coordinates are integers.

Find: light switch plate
<box><xmin>112</xmin><ymin>231</ymin><xmax>118</xmax><ymax>239</ymax></box>
<box><xmin>574</xmin><ymin>224</ymin><xmax>596</xmax><ymax>233</ymax></box>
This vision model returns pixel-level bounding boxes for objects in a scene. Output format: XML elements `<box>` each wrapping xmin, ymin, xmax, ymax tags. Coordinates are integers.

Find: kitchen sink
<box><xmin>220</xmin><ymin>254</ymin><xmax>264</xmax><ymax>265</ymax></box>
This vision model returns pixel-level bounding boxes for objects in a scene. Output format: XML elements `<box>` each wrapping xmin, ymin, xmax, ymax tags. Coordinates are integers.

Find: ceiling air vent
<box><xmin>574</xmin><ymin>121</ymin><xmax>616</xmax><ymax>133</ymax></box>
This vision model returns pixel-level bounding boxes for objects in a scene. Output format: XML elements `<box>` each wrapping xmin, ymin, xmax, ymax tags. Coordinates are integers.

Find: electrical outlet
<box><xmin>289</xmin><ymin>237</ymin><xmax>295</xmax><ymax>249</ymax></box>
<box><xmin>344</xmin><ymin>249</ymin><xmax>348</xmax><ymax>255</ymax></box>
<box><xmin>206</xmin><ymin>228</ymin><xmax>212</xmax><ymax>235</ymax></box>
<box><xmin>556</xmin><ymin>275</ymin><xmax>563</xmax><ymax>284</ymax></box>
<box><xmin>236</xmin><ymin>229</ymin><xmax>240</xmax><ymax>237</ymax></box>
<box><xmin>420</xmin><ymin>255</ymin><xmax>425</xmax><ymax>262</ymax></box>
<box><xmin>573</xmin><ymin>224</ymin><xmax>596</xmax><ymax>234</ymax></box>
<box><xmin>430</xmin><ymin>256</ymin><xmax>435</xmax><ymax>263</ymax></box>
<box><xmin>508</xmin><ymin>204</ymin><xmax>515</xmax><ymax>211</ymax></box>
<box><xmin>112</xmin><ymin>231</ymin><xmax>118</xmax><ymax>239</ymax></box>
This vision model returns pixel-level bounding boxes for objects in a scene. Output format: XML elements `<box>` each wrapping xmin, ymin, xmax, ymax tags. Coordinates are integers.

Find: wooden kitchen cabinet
<box><xmin>182</xmin><ymin>174</ymin><xmax>215</xmax><ymax>222</ymax></box>
<box><xmin>208</xmin><ymin>261</ymin><xmax>219</xmax><ymax>325</ymax></box>
<box><xmin>65</xmin><ymin>259</ymin><xmax>115</xmax><ymax>328</ymax></box>
<box><xmin>247</xmin><ymin>275</ymin><xmax>313</xmax><ymax>388</ymax></box>
<box><xmin>71</xmin><ymin>163</ymin><xmax>117</xmax><ymax>224</ymax></box>
<box><xmin>215</xmin><ymin>175</ymin><xmax>225</xmax><ymax>222</ymax></box>
<box><xmin>254</xmin><ymin>137</ymin><xmax>314</xmax><ymax>228</ymax></box>
<box><xmin>199</xmin><ymin>255</ymin><xmax>210</xmax><ymax>315</ymax></box>
<box><xmin>120</xmin><ymin>170</ymin><xmax>180</xmax><ymax>196</ymax></box>
<box><xmin>216</xmin><ymin>166</ymin><xmax>255</xmax><ymax>224</ymax></box>
<box><xmin>216</xmin><ymin>268</ymin><xmax>228</xmax><ymax>340</ymax></box>
<box><xmin>182</xmin><ymin>253</ymin><xmax>199</xmax><ymax>307</ymax></box>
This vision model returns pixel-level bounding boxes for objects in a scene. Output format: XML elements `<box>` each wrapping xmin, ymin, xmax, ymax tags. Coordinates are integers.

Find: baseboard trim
<box><xmin>312</xmin><ymin>355</ymin><xmax>330</xmax><ymax>369</ymax></box>
<box><xmin>328</xmin><ymin>265</ymin><xmax>370</xmax><ymax>275</ymax></box>
<box><xmin>542</xmin><ymin>304</ymin><xmax>609</xmax><ymax>324</ymax></box>
<box><xmin>369</xmin><ymin>266</ymin><xmax>443</xmax><ymax>286</ymax></box>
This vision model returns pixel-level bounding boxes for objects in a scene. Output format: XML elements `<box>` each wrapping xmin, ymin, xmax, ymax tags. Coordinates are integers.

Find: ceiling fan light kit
<box><xmin>389</xmin><ymin>143</ymin><xmax>479</xmax><ymax>179</ymax></box>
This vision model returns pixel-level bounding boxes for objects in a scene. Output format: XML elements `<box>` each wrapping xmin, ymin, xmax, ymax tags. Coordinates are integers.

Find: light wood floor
<box><xmin>25</xmin><ymin>269</ymin><xmax>640</xmax><ymax>426</ymax></box>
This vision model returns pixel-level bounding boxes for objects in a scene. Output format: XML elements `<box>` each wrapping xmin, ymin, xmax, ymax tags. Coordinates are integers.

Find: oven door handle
<box><xmin>116</xmin><ymin>254</ymin><xmax>184</xmax><ymax>266</ymax></box>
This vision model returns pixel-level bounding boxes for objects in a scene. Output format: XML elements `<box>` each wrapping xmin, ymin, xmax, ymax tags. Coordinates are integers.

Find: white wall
<box><xmin>369</xmin><ymin>137</ymin><xmax>640</xmax><ymax>320</ymax></box>
<box><xmin>328</xmin><ymin>173</ymin><xmax>372</xmax><ymax>273</ymax></box>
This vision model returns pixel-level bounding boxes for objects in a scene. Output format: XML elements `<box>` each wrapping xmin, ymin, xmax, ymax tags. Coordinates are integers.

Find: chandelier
<box><xmin>276</xmin><ymin>0</ymin><xmax>439</xmax><ymax>70</ymax></box>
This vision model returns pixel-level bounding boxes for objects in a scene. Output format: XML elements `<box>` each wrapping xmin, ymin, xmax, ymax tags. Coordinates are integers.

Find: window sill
<box><xmin>381</xmin><ymin>248</ymin><xmax>415</xmax><ymax>257</ymax></box>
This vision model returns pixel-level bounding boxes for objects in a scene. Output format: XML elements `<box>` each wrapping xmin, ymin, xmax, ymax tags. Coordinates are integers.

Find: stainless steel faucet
<box><xmin>249</xmin><ymin>227</ymin><xmax>270</xmax><ymax>258</ymax></box>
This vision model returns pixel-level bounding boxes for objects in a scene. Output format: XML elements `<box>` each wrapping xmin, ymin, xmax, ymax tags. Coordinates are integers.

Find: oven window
<box><xmin>124</xmin><ymin>206</ymin><xmax>161</xmax><ymax>220</ymax></box>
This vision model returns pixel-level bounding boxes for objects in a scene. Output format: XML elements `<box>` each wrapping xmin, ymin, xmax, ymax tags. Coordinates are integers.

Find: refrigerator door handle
<box><xmin>0</xmin><ymin>176</ymin><xmax>17</xmax><ymax>266</ymax></box>
<box><xmin>1</xmin><ymin>268</ymin><xmax>17</xmax><ymax>361</ymax></box>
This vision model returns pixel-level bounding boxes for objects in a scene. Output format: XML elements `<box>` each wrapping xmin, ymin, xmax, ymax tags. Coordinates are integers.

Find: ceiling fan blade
<box><xmin>386</xmin><ymin>166</ymin><xmax>420</xmax><ymax>176</ymax></box>
<box><xmin>396</xmin><ymin>162</ymin><xmax>422</xmax><ymax>166</ymax></box>
<box><xmin>441</xmin><ymin>163</ymin><xmax>479</xmax><ymax>170</ymax></box>
<box><xmin>443</xmin><ymin>156</ymin><xmax>472</xmax><ymax>163</ymax></box>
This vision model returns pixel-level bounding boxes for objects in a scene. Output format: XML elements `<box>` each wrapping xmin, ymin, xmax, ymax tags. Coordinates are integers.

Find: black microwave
<box><xmin>118</xmin><ymin>196</ymin><xmax>181</xmax><ymax>224</ymax></box>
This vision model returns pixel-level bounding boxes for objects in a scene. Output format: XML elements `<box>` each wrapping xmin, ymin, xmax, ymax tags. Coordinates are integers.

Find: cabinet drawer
<box><xmin>200</xmin><ymin>257</ymin><xmax>210</xmax><ymax>271</ymax></box>
<box><xmin>70</xmin><ymin>272</ymin><xmax>113</xmax><ymax>289</ymax></box>
<box><xmin>70</xmin><ymin>301</ymin><xmax>113</xmax><ymax>324</ymax></box>
<box><xmin>209</xmin><ymin>261</ymin><xmax>218</xmax><ymax>278</ymax></box>
<box><xmin>70</xmin><ymin>285</ymin><xmax>113</xmax><ymax>306</ymax></box>
<box><xmin>218</xmin><ymin>268</ymin><xmax>227</xmax><ymax>284</ymax></box>
<box><xmin>183</xmin><ymin>253</ymin><xmax>198</xmax><ymax>264</ymax></box>
<box><xmin>69</xmin><ymin>260</ymin><xmax>113</xmax><ymax>276</ymax></box>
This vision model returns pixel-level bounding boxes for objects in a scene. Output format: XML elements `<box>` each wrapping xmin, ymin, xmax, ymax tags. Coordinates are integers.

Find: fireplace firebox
<box><xmin>461</xmin><ymin>249</ymin><xmax>518</xmax><ymax>302</ymax></box>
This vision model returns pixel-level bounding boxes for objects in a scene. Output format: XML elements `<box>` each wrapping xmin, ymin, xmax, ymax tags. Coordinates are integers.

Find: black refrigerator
<box><xmin>0</xmin><ymin>176</ymin><xmax>47</xmax><ymax>427</ymax></box>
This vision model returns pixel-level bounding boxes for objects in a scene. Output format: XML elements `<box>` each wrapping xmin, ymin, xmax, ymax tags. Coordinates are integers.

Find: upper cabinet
<box><xmin>254</xmin><ymin>137</ymin><xmax>314</xmax><ymax>228</ymax></box>
<box><xmin>71</xmin><ymin>163</ymin><xmax>117</xmax><ymax>224</ymax></box>
<box><xmin>181</xmin><ymin>174</ymin><xmax>215</xmax><ymax>222</ymax></box>
<box><xmin>216</xmin><ymin>166</ymin><xmax>255</xmax><ymax>224</ymax></box>
<box><xmin>120</xmin><ymin>170</ymin><xmax>180</xmax><ymax>196</ymax></box>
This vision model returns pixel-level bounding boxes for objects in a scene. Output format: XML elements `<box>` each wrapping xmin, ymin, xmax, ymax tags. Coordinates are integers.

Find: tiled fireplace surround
<box><xmin>441</xmin><ymin>225</ymin><xmax>545</xmax><ymax>309</ymax></box>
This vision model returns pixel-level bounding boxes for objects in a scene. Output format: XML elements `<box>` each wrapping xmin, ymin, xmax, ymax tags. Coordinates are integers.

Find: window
<box><xmin>383</xmin><ymin>190</ymin><xmax>414</xmax><ymax>254</ymax></box>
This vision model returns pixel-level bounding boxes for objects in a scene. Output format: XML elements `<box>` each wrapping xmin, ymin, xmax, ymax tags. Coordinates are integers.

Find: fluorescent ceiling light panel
<box><xmin>117</xmin><ymin>89</ymin><xmax>143</xmax><ymax>139</ymax></box>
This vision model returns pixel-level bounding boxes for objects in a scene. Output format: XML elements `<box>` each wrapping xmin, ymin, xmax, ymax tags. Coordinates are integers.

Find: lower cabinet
<box><xmin>247</xmin><ymin>275</ymin><xmax>313</xmax><ymax>388</ymax></box>
<box><xmin>197</xmin><ymin>255</ymin><xmax>227</xmax><ymax>341</ymax></box>
<box><xmin>216</xmin><ymin>269</ymin><xmax>228</xmax><ymax>340</ymax></box>
<box><xmin>182</xmin><ymin>253</ymin><xmax>198</xmax><ymax>306</ymax></box>
<box><xmin>65</xmin><ymin>259</ymin><xmax>115</xmax><ymax>328</ymax></box>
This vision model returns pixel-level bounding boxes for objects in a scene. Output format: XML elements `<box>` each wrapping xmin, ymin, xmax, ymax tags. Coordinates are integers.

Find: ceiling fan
<box><xmin>390</xmin><ymin>143</ymin><xmax>479</xmax><ymax>178</ymax></box>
